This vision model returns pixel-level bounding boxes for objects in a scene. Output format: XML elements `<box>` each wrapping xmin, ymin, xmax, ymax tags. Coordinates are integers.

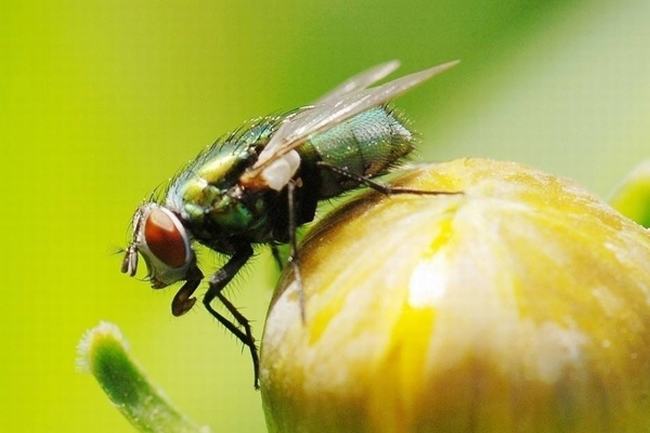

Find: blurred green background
<box><xmin>1</xmin><ymin>1</ymin><xmax>648</xmax><ymax>432</ymax></box>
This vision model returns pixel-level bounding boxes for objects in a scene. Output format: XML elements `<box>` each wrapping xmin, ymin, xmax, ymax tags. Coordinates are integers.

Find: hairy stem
<box><xmin>77</xmin><ymin>322</ymin><xmax>210</xmax><ymax>433</ymax></box>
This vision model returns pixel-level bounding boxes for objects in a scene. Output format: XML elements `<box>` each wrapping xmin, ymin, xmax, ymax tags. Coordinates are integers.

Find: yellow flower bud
<box><xmin>260</xmin><ymin>159</ymin><xmax>650</xmax><ymax>433</ymax></box>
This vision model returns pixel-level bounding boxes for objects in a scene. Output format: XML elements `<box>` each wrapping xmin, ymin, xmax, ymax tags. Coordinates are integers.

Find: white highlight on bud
<box><xmin>261</xmin><ymin>150</ymin><xmax>301</xmax><ymax>191</ymax></box>
<box><xmin>408</xmin><ymin>254</ymin><xmax>449</xmax><ymax>308</ymax></box>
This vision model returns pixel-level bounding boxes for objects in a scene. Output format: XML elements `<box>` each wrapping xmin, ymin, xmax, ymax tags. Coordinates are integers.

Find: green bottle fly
<box><xmin>121</xmin><ymin>59</ymin><xmax>460</xmax><ymax>388</ymax></box>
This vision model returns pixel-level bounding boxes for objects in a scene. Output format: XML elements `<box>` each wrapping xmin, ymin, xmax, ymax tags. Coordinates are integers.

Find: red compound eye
<box><xmin>144</xmin><ymin>208</ymin><xmax>187</xmax><ymax>268</ymax></box>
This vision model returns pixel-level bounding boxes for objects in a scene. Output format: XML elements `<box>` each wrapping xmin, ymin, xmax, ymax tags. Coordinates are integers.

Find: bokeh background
<box><xmin>2</xmin><ymin>1</ymin><xmax>648</xmax><ymax>432</ymax></box>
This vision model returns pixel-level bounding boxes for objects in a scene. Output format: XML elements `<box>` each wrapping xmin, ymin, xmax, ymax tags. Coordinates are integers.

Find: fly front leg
<box><xmin>317</xmin><ymin>161</ymin><xmax>463</xmax><ymax>196</ymax></box>
<box><xmin>171</xmin><ymin>265</ymin><xmax>204</xmax><ymax>316</ymax></box>
<box><xmin>287</xmin><ymin>180</ymin><xmax>306</xmax><ymax>323</ymax></box>
<box><xmin>202</xmin><ymin>244</ymin><xmax>260</xmax><ymax>389</ymax></box>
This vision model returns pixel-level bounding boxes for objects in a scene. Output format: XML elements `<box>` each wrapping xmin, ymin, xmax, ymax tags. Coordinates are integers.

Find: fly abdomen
<box><xmin>304</xmin><ymin>106</ymin><xmax>415</xmax><ymax>198</ymax></box>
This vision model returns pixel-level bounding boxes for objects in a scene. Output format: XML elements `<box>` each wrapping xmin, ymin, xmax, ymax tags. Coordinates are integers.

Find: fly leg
<box><xmin>171</xmin><ymin>265</ymin><xmax>204</xmax><ymax>316</ymax></box>
<box><xmin>214</xmin><ymin>292</ymin><xmax>260</xmax><ymax>388</ymax></box>
<box><xmin>287</xmin><ymin>180</ymin><xmax>306</xmax><ymax>323</ymax></box>
<box><xmin>316</xmin><ymin>161</ymin><xmax>463</xmax><ymax>196</ymax></box>
<box><xmin>202</xmin><ymin>244</ymin><xmax>260</xmax><ymax>389</ymax></box>
<box><xmin>270</xmin><ymin>244</ymin><xmax>284</xmax><ymax>271</ymax></box>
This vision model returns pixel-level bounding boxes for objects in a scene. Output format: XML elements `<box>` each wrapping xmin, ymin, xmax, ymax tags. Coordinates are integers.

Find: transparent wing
<box><xmin>315</xmin><ymin>60</ymin><xmax>400</xmax><ymax>105</ymax></box>
<box><xmin>251</xmin><ymin>60</ymin><xmax>459</xmax><ymax>173</ymax></box>
<box><xmin>253</xmin><ymin>60</ymin><xmax>400</xmax><ymax>170</ymax></box>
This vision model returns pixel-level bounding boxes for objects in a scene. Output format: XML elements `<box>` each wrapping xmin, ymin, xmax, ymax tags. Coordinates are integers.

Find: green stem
<box><xmin>77</xmin><ymin>322</ymin><xmax>210</xmax><ymax>433</ymax></box>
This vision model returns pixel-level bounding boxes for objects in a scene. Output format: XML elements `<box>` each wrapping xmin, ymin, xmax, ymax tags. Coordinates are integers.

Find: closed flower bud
<box><xmin>261</xmin><ymin>158</ymin><xmax>650</xmax><ymax>433</ymax></box>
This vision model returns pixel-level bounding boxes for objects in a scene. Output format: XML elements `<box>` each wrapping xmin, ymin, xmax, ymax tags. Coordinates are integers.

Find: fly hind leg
<box><xmin>202</xmin><ymin>244</ymin><xmax>260</xmax><ymax>389</ymax></box>
<box><xmin>317</xmin><ymin>161</ymin><xmax>463</xmax><ymax>197</ymax></box>
<box><xmin>287</xmin><ymin>180</ymin><xmax>307</xmax><ymax>323</ymax></box>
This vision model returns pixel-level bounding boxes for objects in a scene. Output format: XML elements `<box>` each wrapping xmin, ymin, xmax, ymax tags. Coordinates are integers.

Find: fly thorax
<box><xmin>206</xmin><ymin>194</ymin><xmax>257</xmax><ymax>232</ymax></box>
<box><xmin>178</xmin><ymin>178</ymin><xmax>220</xmax><ymax>212</ymax></box>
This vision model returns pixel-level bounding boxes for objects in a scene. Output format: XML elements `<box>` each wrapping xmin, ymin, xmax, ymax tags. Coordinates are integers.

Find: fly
<box><xmin>121</xmin><ymin>59</ymin><xmax>460</xmax><ymax>389</ymax></box>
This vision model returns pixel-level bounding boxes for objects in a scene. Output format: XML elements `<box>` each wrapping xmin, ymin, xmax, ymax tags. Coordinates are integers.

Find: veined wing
<box><xmin>249</xmin><ymin>60</ymin><xmax>459</xmax><ymax>176</ymax></box>
<box><xmin>315</xmin><ymin>60</ymin><xmax>400</xmax><ymax>105</ymax></box>
<box><xmin>253</xmin><ymin>60</ymin><xmax>401</xmax><ymax>170</ymax></box>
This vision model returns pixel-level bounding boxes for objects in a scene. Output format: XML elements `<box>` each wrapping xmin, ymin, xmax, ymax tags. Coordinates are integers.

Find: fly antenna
<box><xmin>121</xmin><ymin>243</ymin><xmax>139</xmax><ymax>276</ymax></box>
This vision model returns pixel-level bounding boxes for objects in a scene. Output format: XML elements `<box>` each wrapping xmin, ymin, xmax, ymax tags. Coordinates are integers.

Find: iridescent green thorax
<box><xmin>165</xmin><ymin>116</ymin><xmax>282</xmax><ymax>244</ymax></box>
<box><xmin>163</xmin><ymin>106</ymin><xmax>414</xmax><ymax>248</ymax></box>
